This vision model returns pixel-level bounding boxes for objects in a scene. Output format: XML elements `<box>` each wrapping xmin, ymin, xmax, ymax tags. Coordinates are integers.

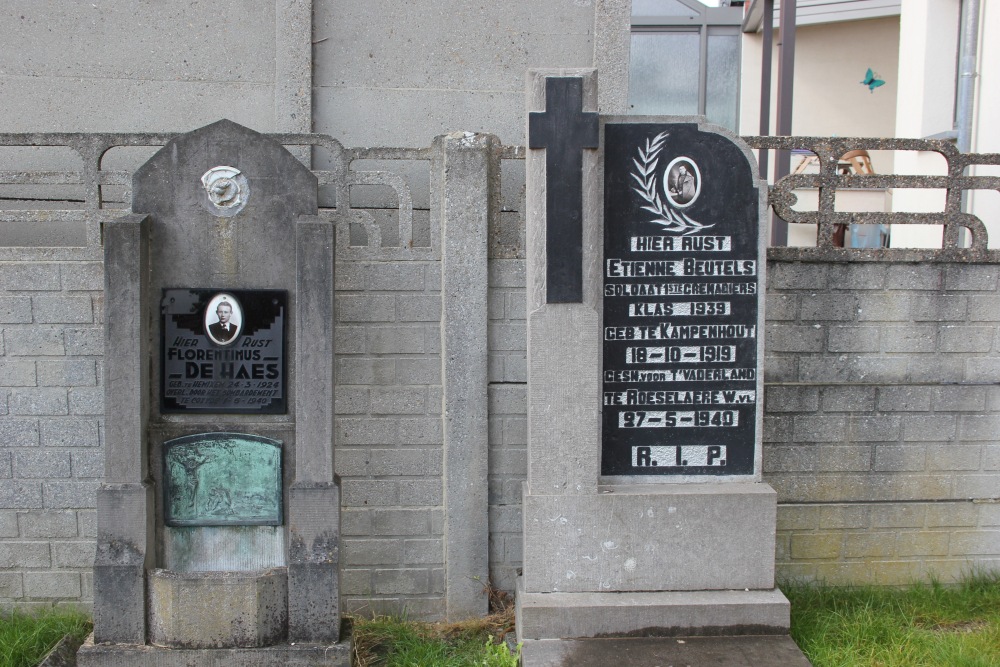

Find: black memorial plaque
<box><xmin>161</xmin><ymin>288</ymin><xmax>287</xmax><ymax>414</ymax></box>
<box><xmin>602</xmin><ymin>123</ymin><xmax>761</xmax><ymax>476</ymax></box>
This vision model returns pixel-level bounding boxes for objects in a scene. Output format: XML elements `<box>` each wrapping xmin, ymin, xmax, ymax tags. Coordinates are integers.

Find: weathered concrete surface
<box><xmin>133</xmin><ymin>119</ymin><xmax>317</xmax><ymax>293</ymax></box>
<box><xmin>92</xmin><ymin>483</ymin><xmax>153</xmax><ymax>645</ymax></box>
<box><xmin>516</xmin><ymin>579</ymin><xmax>790</xmax><ymax>639</ymax></box>
<box><xmin>527</xmin><ymin>306</ymin><xmax>600</xmax><ymax>495</ymax></box>
<box><xmin>522</xmin><ymin>483</ymin><xmax>778</xmax><ymax>593</ymax></box>
<box><xmin>93</xmin><ymin>212</ymin><xmax>153</xmax><ymax>645</ymax></box>
<box><xmin>524</xmin><ymin>69</ymin><xmax>602</xmax><ymax>497</ymax></box>
<box><xmin>296</xmin><ymin>217</ymin><xmax>336</xmax><ymax>483</ymax></box>
<box><xmin>102</xmin><ymin>214</ymin><xmax>149</xmax><ymax>483</ymax></box>
<box><xmin>290</xmin><ymin>194</ymin><xmax>341</xmax><ymax>640</ymax></box>
<box><xmin>147</xmin><ymin>569</ymin><xmax>287</xmax><ymax>649</ymax></box>
<box><xmin>0</xmin><ymin>1</ymin><xmax>300</xmax><ymax>134</ymax></box>
<box><xmin>520</xmin><ymin>635</ymin><xmax>812</xmax><ymax>667</ymax></box>
<box><xmin>593</xmin><ymin>0</ymin><xmax>631</xmax><ymax>114</ymax></box>
<box><xmin>287</xmin><ymin>482</ymin><xmax>341</xmax><ymax>644</ymax></box>
<box><xmin>313</xmin><ymin>0</ymin><xmax>594</xmax><ymax>147</ymax></box>
<box><xmin>442</xmin><ymin>132</ymin><xmax>493</xmax><ymax>618</ymax></box>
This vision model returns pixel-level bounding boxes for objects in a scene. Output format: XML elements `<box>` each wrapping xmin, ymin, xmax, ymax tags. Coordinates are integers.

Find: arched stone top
<box><xmin>132</xmin><ymin>119</ymin><xmax>318</xmax><ymax>290</ymax></box>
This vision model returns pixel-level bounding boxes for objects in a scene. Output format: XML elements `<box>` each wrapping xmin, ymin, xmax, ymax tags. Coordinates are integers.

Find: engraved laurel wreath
<box><xmin>631</xmin><ymin>132</ymin><xmax>713</xmax><ymax>235</ymax></box>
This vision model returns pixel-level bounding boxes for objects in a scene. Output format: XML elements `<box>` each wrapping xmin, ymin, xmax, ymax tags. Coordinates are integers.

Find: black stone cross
<box><xmin>529</xmin><ymin>77</ymin><xmax>599</xmax><ymax>303</ymax></box>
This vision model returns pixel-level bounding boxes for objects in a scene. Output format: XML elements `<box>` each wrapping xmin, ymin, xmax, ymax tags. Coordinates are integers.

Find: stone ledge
<box><xmin>516</xmin><ymin>578</ymin><xmax>790</xmax><ymax>640</ymax></box>
<box><xmin>76</xmin><ymin>632</ymin><xmax>351</xmax><ymax>667</ymax></box>
<box><xmin>519</xmin><ymin>634</ymin><xmax>810</xmax><ymax>667</ymax></box>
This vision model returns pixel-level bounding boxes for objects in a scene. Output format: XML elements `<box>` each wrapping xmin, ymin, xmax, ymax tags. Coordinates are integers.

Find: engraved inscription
<box><xmin>602</xmin><ymin>123</ymin><xmax>762</xmax><ymax>476</ymax></box>
<box><xmin>161</xmin><ymin>289</ymin><xmax>287</xmax><ymax>414</ymax></box>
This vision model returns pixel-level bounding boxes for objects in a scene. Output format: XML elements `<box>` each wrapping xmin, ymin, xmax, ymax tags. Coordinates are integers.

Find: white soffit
<box><xmin>745</xmin><ymin>0</ymin><xmax>901</xmax><ymax>31</ymax></box>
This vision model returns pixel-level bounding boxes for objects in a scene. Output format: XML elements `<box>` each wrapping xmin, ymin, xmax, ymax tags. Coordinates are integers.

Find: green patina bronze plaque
<box><xmin>163</xmin><ymin>433</ymin><xmax>282</xmax><ymax>527</ymax></box>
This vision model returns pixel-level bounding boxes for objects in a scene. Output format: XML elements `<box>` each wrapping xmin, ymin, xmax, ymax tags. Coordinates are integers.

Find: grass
<box><xmin>5</xmin><ymin>575</ymin><xmax>1000</xmax><ymax>667</ymax></box>
<box><xmin>352</xmin><ymin>584</ymin><xmax>520</xmax><ymax>667</ymax></box>
<box><xmin>784</xmin><ymin>572</ymin><xmax>1000</xmax><ymax>667</ymax></box>
<box><xmin>0</xmin><ymin>607</ymin><xmax>92</xmax><ymax>667</ymax></box>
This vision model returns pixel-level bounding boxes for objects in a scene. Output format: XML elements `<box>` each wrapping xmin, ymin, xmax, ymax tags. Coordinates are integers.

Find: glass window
<box><xmin>628</xmin><ymin>1</ymin><xmax>742</xmax><ymax>131</ymax></box>
<box><xmin>705</xmin><ymin>29</ymin><xmax>740</xmax><ymax>130</ymax></box>
<box><xmin>628</xmin><ymin>32</ymin><xmax>701</xmax><ymax>115</ymax></box>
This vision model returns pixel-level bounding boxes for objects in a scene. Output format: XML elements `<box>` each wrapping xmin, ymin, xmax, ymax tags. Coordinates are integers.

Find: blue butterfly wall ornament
<box><xmin>861</xmin><ymin>68</ymin><xmax>885</xmax><ymax>93</ymax></box>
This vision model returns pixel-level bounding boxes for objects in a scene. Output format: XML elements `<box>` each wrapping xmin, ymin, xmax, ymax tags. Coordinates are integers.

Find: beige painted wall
<box><xmin>889</xmin><ymin>0</ymin><xmax>959</xmax><ymax>249</ymax></box>
<box><xmin>740</xmin><ymin>17</ymin><xmax>900</xmax><ymax>145</ymax></box>
<box><xmin>740</xmin><ymin>17</ymin><xmax>900</xmax><ymax>246</ymax></box>
<box><xmin>969</xmin><ymin>0</ymin><xmax>1000</xmax><ymax>248</ymax></box>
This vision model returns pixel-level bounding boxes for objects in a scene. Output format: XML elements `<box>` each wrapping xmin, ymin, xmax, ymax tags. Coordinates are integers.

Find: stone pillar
<box><xmin>93</xmin><ymin>213</ymin><xmax>153</xmax><ymax>645</ymax></box>
<box><xmin>441</xmin><ymin>132</ymin><xmax>494</xmax><ymax>619</ymax></box>
<box><xmin>288</xmin><ymin>216</ymin><xmax>341</xmax><ymax>643</ymax></box>
<box><xmin>524</xmin><ymin>69</ymin><xmax>602</xmax><ymax>495</ymax></box>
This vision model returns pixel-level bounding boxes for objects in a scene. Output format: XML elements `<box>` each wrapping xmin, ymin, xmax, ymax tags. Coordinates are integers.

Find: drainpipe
<box><xmin>771</xmin><ymin>0</ymin><xmax>795</xmax><ymax>246</ymax></box>
<box><xmin>956</xmin><ymin>0</ymin><xmax>979</xmax><ymax>245</ymax></box>
<box><xmin>955</xmin><ymin>0</ymin><xmax>979</xmax><ymax>155</ymax></box>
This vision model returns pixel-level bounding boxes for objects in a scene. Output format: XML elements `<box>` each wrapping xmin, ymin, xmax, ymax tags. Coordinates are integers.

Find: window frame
<box><xmin>629</xmin><ymin>1</ymin><xmax>744</xmax><ymax>127</ymax></box>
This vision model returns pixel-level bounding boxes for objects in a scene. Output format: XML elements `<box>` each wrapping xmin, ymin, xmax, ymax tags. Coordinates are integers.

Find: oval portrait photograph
<box><xmin>204</xmin><ymin>293</ymin><xmax>243</xmax><ymax>346</ymax></box>
<box><xmin>664</xmin><ymin>156</ymin><xmax>701</xmax><ymax>209</ymax></box>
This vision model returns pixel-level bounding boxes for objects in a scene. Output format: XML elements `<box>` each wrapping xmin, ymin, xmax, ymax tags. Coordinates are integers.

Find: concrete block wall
<box><xmin>335</xmin><ymin>259</ymin><xmax>446</xmax><ymax>619</ymax></box>
<box><xmin>487</xmin><ymin>259</ymin><xmax>527</xmax><ymax>594</ymax></box>
<box><xmin>4</xmin><ymin>138</ymin><xmax>1000</xmax><ymax>615</ymax></box>
<box><xmin>0</xmin><ymin>259</ymin><xmax>104</xmax><ymax>610</ymax></box>
<box><xmin>0</xmin><ymin>0</ymin><xmax>309</xmax><ymax>135</ymax></box>
<box><xmin>312</xmin><ymin>0</ymin><xmax>594</xmax><ymax>147</ymax></box>
<box><xmin>764</xmin><ymin>260</ymin><xmax>1000</xmax><ymax>584</ymax></box>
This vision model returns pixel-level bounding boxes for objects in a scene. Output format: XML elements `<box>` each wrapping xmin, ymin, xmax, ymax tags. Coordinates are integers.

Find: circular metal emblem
<box><xmin>201</xmin><ymin>166</ymin><xmax>249</xmax><ymax>216</ymax></box>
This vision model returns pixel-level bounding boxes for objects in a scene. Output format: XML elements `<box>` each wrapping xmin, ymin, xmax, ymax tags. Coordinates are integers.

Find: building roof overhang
<box><xmin>742</xmin><ymin>0</ymin><xmax>901</xmax><ymax>32</ymax></box>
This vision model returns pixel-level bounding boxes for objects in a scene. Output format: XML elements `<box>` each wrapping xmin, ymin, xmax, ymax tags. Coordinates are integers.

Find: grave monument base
<box><xmin>522</xmin><ymin>483</ymin><xmax>781</xmax><ymax>592</ymax></box>
<box><xmin>517</xmin><ymin>482</ymin><xmax>789</xmax><ymax>642</ymax></box>
<box><xmin>147</xmin><ymin>569</ymin><xmax>288</xmax><ymax>649</ymax></box>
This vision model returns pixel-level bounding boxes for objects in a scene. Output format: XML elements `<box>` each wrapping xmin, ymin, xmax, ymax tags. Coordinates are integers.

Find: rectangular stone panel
<box><xmin>522</xmin><ymin>482</ymin><xmax>777</xmax><ymax>593</ymax></box>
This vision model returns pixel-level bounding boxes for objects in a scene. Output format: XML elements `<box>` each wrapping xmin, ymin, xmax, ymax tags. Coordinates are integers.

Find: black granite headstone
<box><xmin>601</xmin><ymin>123</ymin><xmax>761</xmax><ymax>477</ymax></box>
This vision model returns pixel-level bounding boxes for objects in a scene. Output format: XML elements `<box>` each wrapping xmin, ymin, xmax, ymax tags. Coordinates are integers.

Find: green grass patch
<box><xmin>785</xmin><ymin>572</ymin><xmax>1000</xmax><ymax>667</ymax></box>
<box><xmin>352</xmin><ymin>610</ymin><xmax>520</xmax><ymax>667</ymax></box>
<box><xmin>0</xmin><ymin>607</ymin><xmax>92</xmax><ymax>667</ymax></box>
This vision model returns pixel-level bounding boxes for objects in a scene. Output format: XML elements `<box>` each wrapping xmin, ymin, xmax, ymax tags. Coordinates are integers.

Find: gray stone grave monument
<box><xmin>77</xmin><ymin>120</ymin><xmax>350</xmax><ymax>666</ymax></box>
<box><xmin>516</xmin><ymin>69</ymin><xmax>791</xmax><ymax>662</ymax></box>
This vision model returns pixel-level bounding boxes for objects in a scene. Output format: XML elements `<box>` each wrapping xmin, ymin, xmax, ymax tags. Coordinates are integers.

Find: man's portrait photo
<box><xmin>665</xmin><ymin>157</ymin><xmax>701</xmax><ymax>209</ymax></box>
<box><xmin>204</xmin><ymin>293</ymin><xmax>243</xmax><ymax>346</ymax></box>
